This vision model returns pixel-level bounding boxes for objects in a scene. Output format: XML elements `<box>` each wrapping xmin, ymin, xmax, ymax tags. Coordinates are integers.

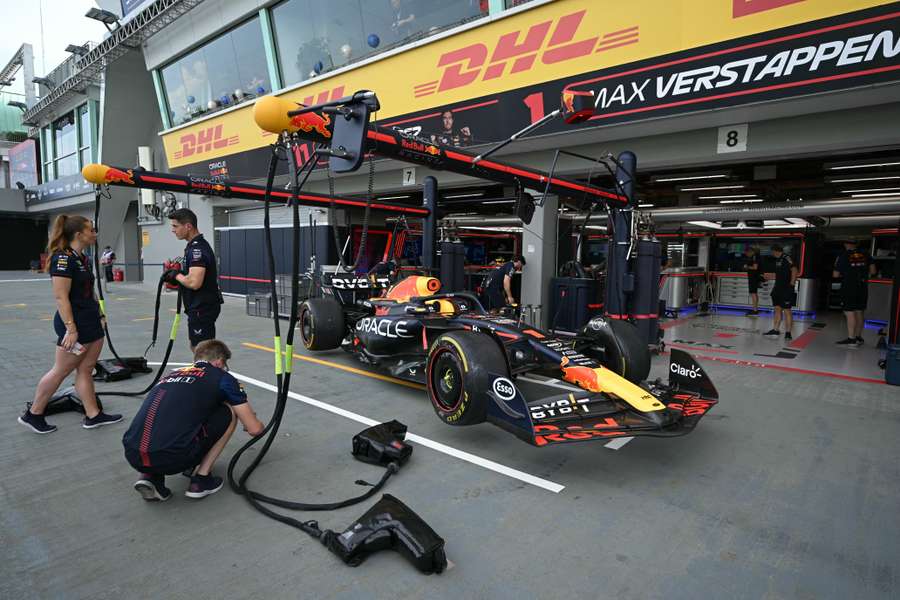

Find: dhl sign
<box><xmin>162</xmin><ymin>0</ymin><xmax>894</xmax><ymax>168</ymax></box>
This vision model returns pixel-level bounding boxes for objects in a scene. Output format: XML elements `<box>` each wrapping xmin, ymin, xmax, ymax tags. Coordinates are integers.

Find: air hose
<box><xmin>227</xmin><ymin>136</ymin><xmax>403</xmax><ymax>539</ymax></box>
<box><xmin>92</xmin><ymin>185</ymin><xmax>184</xmax><ymax>398</ymax></box>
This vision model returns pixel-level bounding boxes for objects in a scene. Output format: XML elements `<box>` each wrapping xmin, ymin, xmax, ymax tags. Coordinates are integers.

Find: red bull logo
<box><xmin>104</xmin><ymin>167</ymin><xmax>135</xmax><ymax>185</ymax></box>
<box><xmin>290</xmin><ymin>109</ymin><xmax>332</xmax><ymax>138</ymax></box>
<box><xmin>425</xmin><ymin>145</ymin><xmax>440</xmax><ymax>156</ymax></box>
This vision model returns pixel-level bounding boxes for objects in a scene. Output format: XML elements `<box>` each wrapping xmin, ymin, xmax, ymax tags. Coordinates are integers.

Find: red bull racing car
<box><xmin>299</xmin><ymin>274</ymin><xmax>718</xmax><ymax>447</ymax></box>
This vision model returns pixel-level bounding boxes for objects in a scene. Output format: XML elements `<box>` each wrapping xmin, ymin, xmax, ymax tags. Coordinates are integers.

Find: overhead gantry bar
<box><xmin>253</xmin><ymin>95</ymin><xmax>629</xmax><ymax>208</ymax></box>
<box><xmin>80</xmin><ymin>163</ymin><xmax>431</xmax><ymax>216</ymax></box>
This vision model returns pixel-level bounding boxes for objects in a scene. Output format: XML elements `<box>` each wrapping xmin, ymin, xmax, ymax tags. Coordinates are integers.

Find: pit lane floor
<box><xmin>1</xmin><ymin>272</ymin><xmax>898</xmax><ymax>599</ymax></box>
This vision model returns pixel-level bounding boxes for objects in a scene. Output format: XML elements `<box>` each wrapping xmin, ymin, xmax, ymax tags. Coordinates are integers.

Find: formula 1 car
<box><xmin>299</xmin><ymin>274</ymin><xmax>718</xmax><ymax>447</ymax></box>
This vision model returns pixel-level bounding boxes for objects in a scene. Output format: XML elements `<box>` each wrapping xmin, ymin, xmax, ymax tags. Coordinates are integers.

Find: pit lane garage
<box><xmin>4</xmin><ymin>74</ymin><xmax>899</xmax><ymax>599</ymax></box>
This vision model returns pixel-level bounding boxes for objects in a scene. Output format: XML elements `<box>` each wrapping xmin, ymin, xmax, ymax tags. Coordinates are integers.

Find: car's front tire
<box><xmin>426</xmin><ymin>331</ymin><xmax>508</xmax><ymax>426</ymax></box>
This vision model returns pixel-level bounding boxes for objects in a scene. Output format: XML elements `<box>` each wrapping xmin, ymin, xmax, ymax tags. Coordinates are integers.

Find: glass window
<box><xmin>53</xmin><ymin>113</ymin><xmax>77</xmax><ymax>158</ymax></box>
<box><xmin>272</xmin><ymin>0</ymin><xmax>488</xmax><ymax>87</ymax></box>
<box><xmin>77</xmin><ymin>104</ymin><xmax>92</xmax><ymax>167</ymax></box>
<box><xmin>505</xmin><ymin>0</ymin><xmax>538</xmax><ymax>8</ymax></box>
<box><xmin>161</xmin><ymin>17</ymin><xmax>270</xmax><ymax>126</ymax></box>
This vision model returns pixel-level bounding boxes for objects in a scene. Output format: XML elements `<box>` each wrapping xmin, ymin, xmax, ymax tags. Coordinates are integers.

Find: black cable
<box><xmin>92</xmin><ymin>186</ymin><xmax>127</xmax><ymax>366</ymax></box>
<box><xmin>92</xmin><ymin>185</ymin><xmax>183</xmax><ymax>399</ymax></box>
<box><xmin>226</xmin><ymin>136</ymin><xmax>397</xmax><ymax>539</ymax></box>
<box><xmin>327</xmin><ymin>154</ymin><xmax>374</xmax><ymax>273</ymax></box>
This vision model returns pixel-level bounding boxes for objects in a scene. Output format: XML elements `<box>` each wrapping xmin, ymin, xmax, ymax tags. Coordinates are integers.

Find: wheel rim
<box><xmin>431</xmin><ymin>348</ymin><xmax>463</xmax><ymax>412</ymax></box>
<box><xmin>300</xmin><ymin>310</ymin><xmax>312</xmax><ymax>344</ymax></box>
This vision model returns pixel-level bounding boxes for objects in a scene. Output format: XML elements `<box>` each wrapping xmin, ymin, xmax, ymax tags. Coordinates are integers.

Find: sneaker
<box><xmin>747</xmin><ymin>310</ymin><xmax>760</xmax><ymax>317</ymax></box>
<box><xmin>134</xmin><ymin>475</ymin><xmax>172</xmax><ymax>502</ymax></box>
<box><xmin>763</xmin><ymin>329</ymin><xmax>779</xmax><ymax>337</ymax></box>
<box><xmin>185</xmin><ymin>474</ymin><xmax>224</xmax><ymax>499</ymax></box>
<box><xmin>836</xmin><ymin>337</ymin><xmax>857</xmax><ymax>346</ymax></box>
<box><xmin>784</xmin><ymin>332</ymin><xmax>792</xmax><ymax>342</ymax></box>
<box><xmin>855</xmin><ymin>336</ymin><xmax>865</xmax><ymax>345</ymax></box>
<box><xmin>18</xmin><ymin>411</ymin><xmax>58</xmax><ymax>434</ymax></box>
<box><xmin>83</xmin><ymin>411</ymin><xmax>123</xmax><ymax>429</ymax></box>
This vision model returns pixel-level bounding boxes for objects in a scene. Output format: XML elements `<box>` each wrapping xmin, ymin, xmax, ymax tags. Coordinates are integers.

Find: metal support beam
<box><xmin>422</xmin><ymin>176</ymin><xmax>437</xmax><ymax>272</ymax></box>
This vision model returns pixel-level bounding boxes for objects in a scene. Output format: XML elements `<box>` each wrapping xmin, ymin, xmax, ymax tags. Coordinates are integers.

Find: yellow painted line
<box><xmin>132</xmin><ymin>317</ymin><xmax>156</xmax><ymax>322</ymax></box>
<box><xmin>2</xmin><ymin>303</ymin><xmax>27</xmax><ymax>308</ymax></box>
<box><xmin>242</xmin><ymin>342</ymin><xmax>426</xmax><ymax>391</ymax></box>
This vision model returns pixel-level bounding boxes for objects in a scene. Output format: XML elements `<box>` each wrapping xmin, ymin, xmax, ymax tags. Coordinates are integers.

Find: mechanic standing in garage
<box><xmin>481</xmin><ymin>255</ymin><xmax>525</xmax><ymax>311</ymax></box>
<box><xmin>743</xmin><ymin>246</ymin><xmax>761</xmax><ymax>316</ymax></box>
<box><xmin>763</xmin><ymin>245</ymin><xmax>798</xmax><ymax>341</ymax></box>
<box><xmin>833</xmin><ymin>238</ymin><xmax>876</xmax><ymax>347</ymax></box>
<box><xmin>162</xmin><ymin>209</ymin><xmax>224</xmax><ymax>350</ymax></box>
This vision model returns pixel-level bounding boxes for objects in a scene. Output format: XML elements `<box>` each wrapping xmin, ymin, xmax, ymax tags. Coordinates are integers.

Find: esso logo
<box><xmin>492</xmin><ymin>377</ymin><xmax>516</xmax><ymax>401</ymax></box>
<box><xmin>670</xmin><ymin>362</ymin><xmax>700</xmax><ymax>379</ymax></box>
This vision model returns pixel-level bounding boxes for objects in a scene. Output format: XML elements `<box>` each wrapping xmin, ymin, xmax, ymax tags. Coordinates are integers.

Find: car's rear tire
<box><xmin>580</xmin><ymin>318</ymin><xmax>650</xmax><ymax>383</ymax></box>
<box><xmin>299</xmin><ymin>297</ymin><xmax>345</xmax><ymax>350</ymax></box>
<box><xmin>426</xmin><ymin>331</ymin><xmax>508</xmax><ymax>426</ymax></box>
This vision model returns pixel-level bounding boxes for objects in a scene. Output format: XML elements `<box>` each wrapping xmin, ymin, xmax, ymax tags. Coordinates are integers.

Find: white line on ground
<box><xmin>518</xmin><ymin>376</ymin><xmax>635</xmax><ymax>450</ymax></box>
<box><xmin>149</xmin><ymin>362</ymin><xmax>566</xmax><ymax>494</ymax></box>
<box><xmin>603</xmin><ymin>437</ymin><xmax>634</xmax><ymax>450</ymax></box>
<box><xmin>0</xmin><ymin>279</ymin><xmax>46</xmax><ymax>283</ymax></box>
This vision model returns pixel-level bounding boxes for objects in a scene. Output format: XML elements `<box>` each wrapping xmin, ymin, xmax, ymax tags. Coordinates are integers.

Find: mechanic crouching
<box><xmin>481</xmin><ymin>255</ymin><xmax>525</xmax><ymax>312</ymax></box>
<box><xmin>122</xmin><ymin>340</ymin><xmax>265</xmax><ymax>502</ymax></box>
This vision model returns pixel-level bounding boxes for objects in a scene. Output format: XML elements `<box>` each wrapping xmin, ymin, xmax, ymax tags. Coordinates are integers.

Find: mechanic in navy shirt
<box><xmin>481</xmin><ymin>255</ymin><xmax>525</xmax><ymax>311</ymax></box>
<box><xmin>123</xmin><ymin>340</ymin><xmax>265</xmax><ymax>501</ymax></box>
<box><xmin>163</xmin><ymin>209</ymin><xmax>224</xmax><ymax>349</ymax></box>
<box><xmin>19</xmin><ymin>214</ymin><xmax>122</xmax><ymax>434</ymax></box>
<box><xmin>833</xmin><ymin>238</ymin><xmax>876</xmax><ymax>347</ymax></box>
<box><xmin>763</xmin><ymin>244</ymin><xmax>799</xmax><ymax>341</ymax></box>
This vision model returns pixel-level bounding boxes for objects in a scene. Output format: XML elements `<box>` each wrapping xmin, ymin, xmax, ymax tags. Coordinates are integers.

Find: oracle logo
<box><xmin>414</xmin><ymin>10</ymin><xmax>639</xmax><ymax>97</ymax></box>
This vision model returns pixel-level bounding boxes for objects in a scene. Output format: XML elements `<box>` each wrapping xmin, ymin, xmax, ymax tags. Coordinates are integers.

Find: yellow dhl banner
<box><xmin>162</xmin><ymin>0</ymin><xmax>895</xmax><ymax>168</ymax></box>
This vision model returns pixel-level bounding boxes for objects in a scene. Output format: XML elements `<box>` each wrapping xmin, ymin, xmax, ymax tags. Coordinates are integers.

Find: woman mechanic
<box><xmin>18</xmin><ymin>215</ymin><xmax>122</xmax><ymax>434</ymax></box>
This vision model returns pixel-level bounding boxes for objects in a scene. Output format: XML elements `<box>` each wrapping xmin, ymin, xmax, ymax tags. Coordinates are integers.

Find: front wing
<box><xmin>486</xmin><ymin>349</ymin><xmax>719</xmax><ymax>447</ymax></box>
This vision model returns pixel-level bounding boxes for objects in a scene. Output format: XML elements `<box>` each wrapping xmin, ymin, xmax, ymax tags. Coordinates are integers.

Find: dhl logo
<box><xmin>174</xmin><ymin>124</ymin><xmax>239</xmax><ymax>160</ymax></box>
<box><xmin>413</xmin><ymin>9</ymin><xmax>639</xmax><ymax>97</ymax></box>
<box><xmin>733</xmin><ymin>0</ymin><xmax>805</xmax><ymax>18</ymax></box>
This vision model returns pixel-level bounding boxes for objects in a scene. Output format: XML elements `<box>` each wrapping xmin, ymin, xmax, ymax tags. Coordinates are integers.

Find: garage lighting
<box><xmin>585</xmin><ymin>225</ymin><xmax>607</xmax><ymax>231</ymax></box>
<box><xmin>699</xmin><ymin>194</ymin><xmax>759</xmax><ymax>200</ymax></box>
<box><xmin>379</xmin><ymin>194</ymin><xmax>411</xmax><ymax>200</ymax></box>
<box><xmin>459</xmin><ymin>226</ymin><xmax>522</xmax><ymax>232</ymax></box>
<box><xmin>828</xmin><ymin>175</ymin><xmax>900</xmax><ymax>183</ymax></box>
<box><xmin>679</xmin><ymin>184</ymin><xmax>746</xmax><ymax>191</ymax></box>
<box><xmin>719</xmin><ymin>199</ymin><xmax>746</xmax><ymax>204</ymax></box>
<box><xmin>481</xmin><ymin>199</ymin><xmax>516</xmax><ymax>205</ymax></box>
<box><xmin>637</xmin><ymin>203</ymin><xmax>654</xmax><ymax>208</ymax></box>
<box><xmin>688</xmin><ymin>221</ymin><xmax>723</xmax><ymax>229</ymax></box>
<box><xmin>652</xmin><ymin>173</ymin><xmax>730</xmax><ymax>183</ymax></box>
<box><xmin>849</xmin><ymin>192</ymin><xmax>900</xmax><ymax>198</ymax></box>
<box><xmin>825</xmin><ymin>159</ymin><xmax>900</xmax><ymax>170</ymax></box>
<box><xmin>839</xmin><ymin>187</ymin><xmax>900</xmax><ymax>193</ymax></box>
<box><xmin>443</xmin><ymin>191</ymin><xmax>484</xmax><ymax>199</ymax></box>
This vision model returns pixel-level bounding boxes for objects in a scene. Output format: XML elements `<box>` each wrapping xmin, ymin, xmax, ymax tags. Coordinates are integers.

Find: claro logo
<box><xmin>670</xmin><ymin>362</ymin><xmax>701</xmax><ymax>379</ymax></box>
<box><xmin>414</xmin><ymin>10</ymin><xmax>639</xmax><ymax>97</ymax></box>
<box><xmin>174</xmin><ymin>124</ymin><xmax>239</xmax><ymax>160</ymax></box>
